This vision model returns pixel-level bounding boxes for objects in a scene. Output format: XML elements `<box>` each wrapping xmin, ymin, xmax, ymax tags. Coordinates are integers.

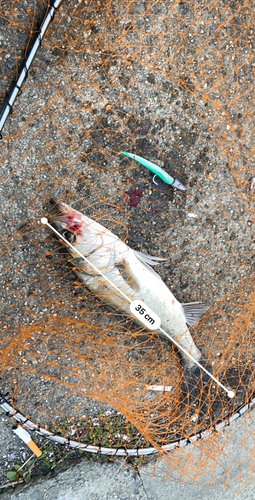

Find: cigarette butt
<box><xmin>146</xmin><ymin>385</ymin><xmax>172</xmax><ymax>392</ymax></box>
<box><xmin>13</xmin><ymin>426</ymin><xmax>42</xmax><ymax>457</ymax></box>
<box><xmin>26</xmin><ymin>439</ymin><xmax>42</xmax><ymax>457</ymax></box>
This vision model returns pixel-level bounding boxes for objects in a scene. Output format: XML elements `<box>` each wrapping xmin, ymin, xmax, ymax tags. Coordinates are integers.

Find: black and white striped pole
<box><xmin>0</xmin><ymin>0</ymin><xmax>63</xmax><ymax>138</ymax></box>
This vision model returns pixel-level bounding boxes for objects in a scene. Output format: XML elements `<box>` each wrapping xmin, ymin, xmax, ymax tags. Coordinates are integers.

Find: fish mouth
<box><xmin>50</xmin><ymin>198</ymin><xmax>71</xmax><ymax>217</ymax></box>
<box><xmin>49</xmin><ymin>199</ymin><xmax>83</xmax><ymax>235</ymax></box>
<box><xmin>49</xmin><ymin>198</ymin><xmax>69</xmax><ymax>228</ymax></box>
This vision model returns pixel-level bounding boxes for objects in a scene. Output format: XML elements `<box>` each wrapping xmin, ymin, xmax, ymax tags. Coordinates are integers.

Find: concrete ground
<box><xmin>1</xmin><ymin>404</ymin><xmax>255</xmax><ymax>499</ymax></box>
<box><xmin>2</xmin><ymin>459</ymin><xmax>255</xmax><ymax>500</ymax></box>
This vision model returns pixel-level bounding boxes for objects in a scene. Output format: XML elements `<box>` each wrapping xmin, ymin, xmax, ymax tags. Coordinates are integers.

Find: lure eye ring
<box><xmin>62</xmin><ymin>230</ymin><xmax>76</xmax><ymax>243</ymax></box>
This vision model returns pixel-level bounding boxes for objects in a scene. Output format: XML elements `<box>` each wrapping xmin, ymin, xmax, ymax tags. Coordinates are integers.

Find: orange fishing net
<box><xmin>0</xmin><ymin>0</ymin><xmax>254</xmax><ymax>488</ymax></box>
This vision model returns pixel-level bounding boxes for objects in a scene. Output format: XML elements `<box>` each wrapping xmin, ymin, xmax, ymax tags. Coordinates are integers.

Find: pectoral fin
<box><xmin>133</xmin><ymin>249</ymin><xmax>167</xmax><ymax>266</ymax></box>
<box><xmin>114</xmin><ymin>261</ymin><xmax>140</xmax><ymax>292</ymax></box>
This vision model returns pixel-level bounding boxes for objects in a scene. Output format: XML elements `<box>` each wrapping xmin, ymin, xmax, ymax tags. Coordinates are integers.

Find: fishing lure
<box><xmin>120</xmin><ymin>152</ymin><xmax>186</xmax><ymax>192</ymax></box>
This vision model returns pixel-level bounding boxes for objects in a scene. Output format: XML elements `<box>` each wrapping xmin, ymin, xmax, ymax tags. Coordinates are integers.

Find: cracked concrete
<box><xmin>2</xmin><ymin>457</ymin><xmax>255</xmax><ymax>500</ymax></box>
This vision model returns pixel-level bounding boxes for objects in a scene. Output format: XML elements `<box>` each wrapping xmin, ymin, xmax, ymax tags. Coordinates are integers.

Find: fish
<box><xmin>50</xmin><ymin>200</ymin><xmax>211</xmax><ymax>389</ymax></box>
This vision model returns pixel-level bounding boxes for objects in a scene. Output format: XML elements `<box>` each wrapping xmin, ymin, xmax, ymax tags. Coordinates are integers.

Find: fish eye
<box><xmin>62</xmin><ymin>230</ymin><xmax>76</xmax><ymax>243</ymax></box>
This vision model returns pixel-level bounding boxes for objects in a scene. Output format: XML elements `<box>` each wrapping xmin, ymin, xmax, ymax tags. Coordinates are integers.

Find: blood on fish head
<box><xmin>50</xmin><ymin>200</ymin><xmax>104</xmax><ymax>253</ymax></box>
<box><xmin>50</xmin><ymin>200</ymin><xmax>83</xmax><ymax>238</ymax></box>
<box><xmin>64</xmin><ymin>213</ymin><xmax>83</xmax><ymax>235</ymax></box>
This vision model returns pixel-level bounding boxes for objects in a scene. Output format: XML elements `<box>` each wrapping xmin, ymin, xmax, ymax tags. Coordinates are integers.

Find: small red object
<box><xmin>124</xmin><ymin>188</ymin><xmax>143</xmax><ymax>207</ymax></box>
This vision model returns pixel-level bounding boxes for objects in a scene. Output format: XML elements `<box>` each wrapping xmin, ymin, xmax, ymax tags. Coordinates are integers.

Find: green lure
<box><xmin>120</xmin><ymin>152</ymin><xmax>186</xmax><ymax>191</ymax></box>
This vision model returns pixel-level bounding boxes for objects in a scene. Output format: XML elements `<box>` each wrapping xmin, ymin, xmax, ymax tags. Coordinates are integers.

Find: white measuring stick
<box><xmin>41</xmin><ymin>217</ymin><xmax>235</xmax><ymax>399</ymax></box>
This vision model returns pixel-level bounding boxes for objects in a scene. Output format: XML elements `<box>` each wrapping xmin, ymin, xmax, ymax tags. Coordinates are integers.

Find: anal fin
<box><xmin>182</xmin><ymin>301</ymin><xmax>209</xmax><ymax>326</ymax></box>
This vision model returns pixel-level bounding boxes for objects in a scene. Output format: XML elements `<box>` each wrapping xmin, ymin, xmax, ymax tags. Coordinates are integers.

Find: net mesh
<box><xmin>0</xmin><ymin>0</ymin><xmax>254</xmax><ymax>488</ymax></box>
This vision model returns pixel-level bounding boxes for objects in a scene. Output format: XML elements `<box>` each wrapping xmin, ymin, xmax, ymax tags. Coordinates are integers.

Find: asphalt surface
<box><xmin>0</xmin><ymin>0</ymin><xmax>254</xmax><ymax>498</ymax></box>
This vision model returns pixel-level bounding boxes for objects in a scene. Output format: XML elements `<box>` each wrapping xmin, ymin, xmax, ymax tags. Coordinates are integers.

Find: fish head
<box><xmin>49</xmin><ymin>200</ymin><xmax>102</xmax><ymax>258</ymax></box>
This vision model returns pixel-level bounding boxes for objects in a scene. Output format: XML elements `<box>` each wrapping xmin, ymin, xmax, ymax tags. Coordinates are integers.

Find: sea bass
<box><xmin>51</xmin><ymin>201</ymin><xmax>209</xmax><ymax>376</ymax></box>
